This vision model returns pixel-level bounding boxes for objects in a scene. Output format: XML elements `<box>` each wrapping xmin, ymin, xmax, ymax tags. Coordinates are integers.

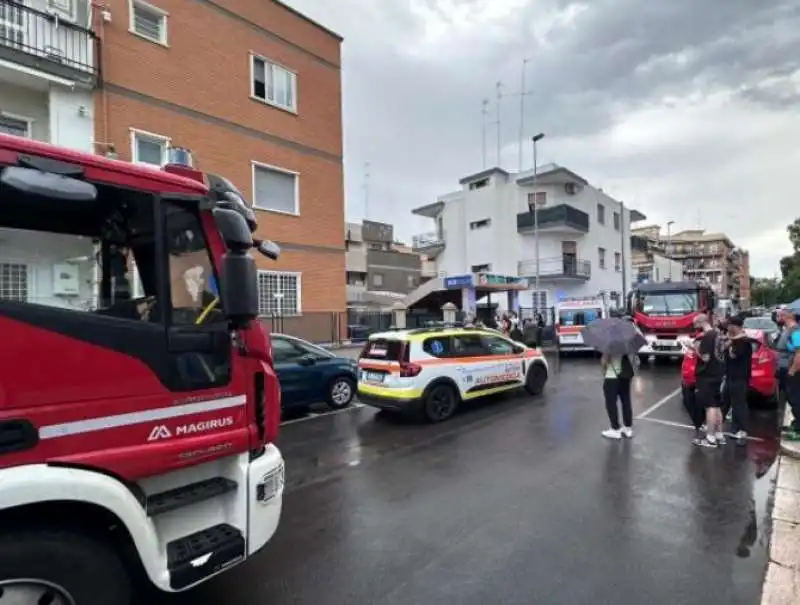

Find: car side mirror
<box><xmin>297</xmin><ymin>354</ymin><xmax>316</xmax><ymax>366</ymax></box>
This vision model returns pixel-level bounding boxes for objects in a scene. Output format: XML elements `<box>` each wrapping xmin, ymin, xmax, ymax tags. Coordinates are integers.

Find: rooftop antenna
<box><xmin>481</xmin><ymin>99</ymin><xmax>489</xmax><ymax>169</ymax></box>
<box><xmin>495</xmin><ymin>81</ymin><xmax>503</xmax><ymax>166</ymax></box>
<box><xmin>517</xmin><ymin>58</ymin><xmax>532</xmax><ymax>172</ymax></box>
<box><xmin>363</xmin><ymin>161</ymin><xmax>371</xmax><ymax>220</ymax></box>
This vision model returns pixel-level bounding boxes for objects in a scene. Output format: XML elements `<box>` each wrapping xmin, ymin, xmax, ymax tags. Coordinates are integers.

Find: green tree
<box><xmin>751</xmin><ymin>277</ymin><xmax>783</xmax><ymax>306</ymax></box>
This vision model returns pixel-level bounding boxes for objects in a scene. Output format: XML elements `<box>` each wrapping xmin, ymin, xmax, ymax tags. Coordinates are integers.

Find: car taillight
<box><xmin>399</xmin><ymin>362</ymin><xmax>422</xmax><ymax>377</ymax></box>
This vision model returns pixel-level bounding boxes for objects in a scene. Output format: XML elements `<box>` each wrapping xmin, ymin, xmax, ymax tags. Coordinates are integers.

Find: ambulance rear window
<box><xmin>559</xmin><ymin>308</ymin><xmax>602</xmax><ymax>326</ymax></box>
<box><xmin>361</xmin><ymin>339</ymin><xmax>406</xmax><ymax>361</ymax></box>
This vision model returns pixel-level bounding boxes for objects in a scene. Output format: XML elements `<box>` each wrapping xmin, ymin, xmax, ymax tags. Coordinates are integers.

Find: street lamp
<box><xmin>666</xmin><ymin>220</ymin><xmax>675</xmax><ymax>280</ymax></box>
<box><xmin>530</xmin><ymin>133</ymin><xmax>545</xmax><ymax>305</ymax></box>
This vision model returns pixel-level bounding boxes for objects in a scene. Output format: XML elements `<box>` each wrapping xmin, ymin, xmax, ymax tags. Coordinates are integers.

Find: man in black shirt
<box><xmin>693</xmin><ymin>313</ymin><xmax>726</xmax><ymax>448</ymax></box>
<box><xmin>723</xmin><ymin>315</ymin><xmax>752</xmax><ymax>442</ymax></box>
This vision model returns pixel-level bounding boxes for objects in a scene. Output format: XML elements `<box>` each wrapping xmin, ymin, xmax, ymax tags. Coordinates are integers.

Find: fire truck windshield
<box><xmin>638</xmin><ymin>291</ymin><xmax>698</xmax><ymax>316</ymax></box>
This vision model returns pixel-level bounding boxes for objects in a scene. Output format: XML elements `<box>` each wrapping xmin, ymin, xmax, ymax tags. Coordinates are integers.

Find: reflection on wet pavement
<box><xmin>160</xmin><ymin>355</ymin><xmax>780</xmax><ymax>605</ymax></box>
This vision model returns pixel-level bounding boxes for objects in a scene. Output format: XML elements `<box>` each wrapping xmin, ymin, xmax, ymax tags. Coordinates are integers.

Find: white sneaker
<box><xmin>602</xmin><ymin>428</ymin><xmax>622</xmax><ymax>440</ymax></box>
<box><xmin>621</xmin><ymin>427</ymin><xmax>634</xmax><ymax>439</ymax></box>
<box><xmin>715</xmin><ymin>432</ymin><xmax>727</xmax><ymax>445</ymax></box>
<box><xmin>735</xmin><ymin>430</ymin><xmax>748</xmax><ymax>441</ymax></box>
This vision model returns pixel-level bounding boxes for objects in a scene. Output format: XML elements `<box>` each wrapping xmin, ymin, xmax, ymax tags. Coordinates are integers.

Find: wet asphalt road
<box><xmin>162</xmin><ymin>355</ymin><xmax>780</xmax><ymax>605</ymax></box>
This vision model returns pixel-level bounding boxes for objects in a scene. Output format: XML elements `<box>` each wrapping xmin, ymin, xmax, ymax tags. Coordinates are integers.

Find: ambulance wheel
<box><xmin>422</xmin><ymin>383</ymin><xmax>459</xmax><ymax>422</ymax></box>
<box><xmin>525</xmin><ymin>364</ymin><xmax>547</xmax><ymax>396</ymax></box>
<box><xmin>0</xmin><ymin>529</ymin><xmax>131</xmax><ymax>605</ymax></box>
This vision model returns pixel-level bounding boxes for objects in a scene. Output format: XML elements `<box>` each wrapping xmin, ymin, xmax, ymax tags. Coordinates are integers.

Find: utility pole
<box><xmin>481</xmin><ymin>99</ymin><xmax>489</xmax><ymax>169</ymax></box>
<box><xmin>620</xmin><ymin>200</ymin><xmax>627</xmax><ymax>298</ymax></box>
<box><xmin>495</xmin><ymin>81</ymin><xmax>502</xmax><ymax>166</ymax></box>
<box><xmin>666</xmin><ymin>220</ymin><xmax>675</xmax><ymax>280</ymax></box>
<box><xmin>530</xmin><ymin>133</ymin><xmax>545</xmax><ymax>304</ymax></box>
<box><xmin>518</xmin><ymin>58</ymin><xmax>531</xmax><ymax>172</ymax></box>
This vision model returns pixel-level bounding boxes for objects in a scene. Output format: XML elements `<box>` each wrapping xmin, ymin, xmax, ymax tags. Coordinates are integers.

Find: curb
<box><xmin>780</xmin><ymin>407</ymin><xmax>800</xmax><ymax>460</ymax></box>
<box><xmin>761</xmin><ymin>424</ymin><xmax>800</xmax><ymax>604</ymax></box>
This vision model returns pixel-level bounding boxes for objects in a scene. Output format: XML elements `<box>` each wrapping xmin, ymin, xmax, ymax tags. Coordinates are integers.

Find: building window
<box><xmin>469</xmin><ymin>218</ymin><xmax>491</xmax><ymax>230</ymax></box>
<box><xmin>256</xmin><ymin>271</ymin><xmax>300</xmax><ymax>316</ymax></box>
<box><xmin>613</xmin><ymin>211</ymin><xmax>620</xmax><ymax>231</ymax></box>
<box><xmin>252</xmin><ymin>162</ymin><xmax>299</xmax><ymax>215</ymax></box>
<box><xmin>48</xmin><ymin>0</ymin><xmax>76</xmax><ymax>19</ymax></box>
<box><xmin>251</xmin><ymin>55</ymin><xmax>297</xmax><ymax>112</ymax></box>
<box><xmin>614</xmin><ymin>252</ymin><xmax>621</xmax><ymax>272</ymax></box>
<box><xmin>129</xmin><ymin>0</ymin><xmax>168</xmax><ymax>45</ymax></box>
<box><xmin>0</xmin><ymin>114</ymin><xmax>30</xmax><ymax>137</ymax></box>
<box><xmin>532</xmin><ymin>290</ymin><xmax>548</xmax><ymax>310</ymax></box>
<box><xmin>468</xmin><ymin>177</ymin><xmax>489</xmax><ymax>190</ymax></box>
<box><xmin>527</xmin><ymin>191</ymin><xmax>546</xmax><ymax>209</ymax></box>
<box><xmin>0</xmin><ymin>263</ymin><xmax>29</xmax><ymax>302</ymax></box>
<box><xmin>131</xmin><ymin>129</ymin><xmax>169</xmax><ymax>165</ymax></box>
<box><xmin>471</xmin><ymin>264</ymin><xmax>491</xmax><ymax>272</ymax></box>
<box><xmin>598</xmin><ymin>247</ymin><xmax>606</xmax><ymax>269</ymax></box>
<box><xmin>407</xmin><ymin>274</ymin><xmax>416</xmax><ymax>288</ymax></box>
<box><xmin>373</xmin><ymin>273</ymin><xmax>384</xmax><ymax>287</ymax></box>
<box><xmin>596</xmin><ymin>204</ymin><xmax>605</xmax><ymax>225</ymax></box>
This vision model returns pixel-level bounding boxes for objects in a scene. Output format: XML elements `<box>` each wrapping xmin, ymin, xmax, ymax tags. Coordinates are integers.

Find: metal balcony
<box><xmin>517</xmin><ymin>204</ymin><xmax>589</xmax><ymax>234</ymax></box>
<box><xmin>0</xmin><ymin>0</ymin><xmax>98</xmax><ymax>86</ymax></box>
<box><xmin>518</xmin><ymin>256</ymin><xmax>591</xmax><ymax>280</ymax></box>
<box><xmin>412</xmin><ymin>231</ymin><xmax>445</xmax><ymax>258</ymax></box>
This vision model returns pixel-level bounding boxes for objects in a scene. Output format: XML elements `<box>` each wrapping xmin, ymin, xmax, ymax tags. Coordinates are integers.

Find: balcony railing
<box><xmin>412</xmin><ymin>231</ymin><xmax>445</xmax><ymax>249</ymax></box>
<box><xmin>0</xmin><ymin>0</ymin><xmax>98</xmax><ymax>84</ymax></box>
<box><xmin>517</xmin><ymin>204</ymin><xmax>590</xmax><ymax>233</ymax></box>
<box><xmin>518</xmin><ymin>256</ymin><xmax>591</xmax><ymax>280</ymax></box>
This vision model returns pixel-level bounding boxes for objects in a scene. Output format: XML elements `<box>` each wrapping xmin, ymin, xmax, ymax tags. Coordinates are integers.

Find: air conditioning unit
<box><xmin>52</xmin><ymin>263</ymin><xmax>80</xmax><ymax>296</ymax></box>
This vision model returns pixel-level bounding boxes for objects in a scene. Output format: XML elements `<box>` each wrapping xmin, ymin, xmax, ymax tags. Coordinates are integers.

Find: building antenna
<box><xmin>518</xmin><ymin>58</ymin><xmax>531</xmax><ymax>172</ymax></box>
<box><xmin>495</xmin><ymin>81</ymin><xmax>503</xmax><ymax>167</ymax></box>
<box><xmin>481</xmin><ymin>99</ymin><xmax>489</xmax><ymax>169</ymax></box>
<box><xmin>363</xmin><ymin>161</ymin><xmax>371</xmax><ymax>220</ymax></box>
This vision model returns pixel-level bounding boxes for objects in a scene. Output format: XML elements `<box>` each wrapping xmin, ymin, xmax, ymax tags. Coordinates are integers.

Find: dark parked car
<box><xmin>272</xmin><ymin>334</ymin><xmax>358</xmax><ymax>412</ymax></box>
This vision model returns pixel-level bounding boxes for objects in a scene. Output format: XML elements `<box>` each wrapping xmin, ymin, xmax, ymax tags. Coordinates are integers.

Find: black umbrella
<box><xmin>581</xmin><ymin>317</ymin><xmax>647</xmax><ymax>356</ymax></box>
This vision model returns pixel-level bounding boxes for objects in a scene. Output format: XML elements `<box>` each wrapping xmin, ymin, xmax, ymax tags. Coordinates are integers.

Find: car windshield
<box><xmin>743</xmin><ymin>317</ymin><xmax>778</xmax><ymax>332</ymax></box>
<box><xmin>638</xmin><ymin>291</ymin><xmax>698</xmax><ymax>316</ymax></box>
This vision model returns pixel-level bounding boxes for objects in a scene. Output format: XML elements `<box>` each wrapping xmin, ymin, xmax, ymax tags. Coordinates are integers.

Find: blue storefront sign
<box><xmin>444</xmin><ymin>274</ymin><xmax>474</xmax><ymax>289</ymax></box>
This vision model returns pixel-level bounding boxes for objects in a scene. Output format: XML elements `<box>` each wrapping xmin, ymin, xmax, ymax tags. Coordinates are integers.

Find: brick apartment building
<box><xmin>632</xmin><ymin>226</ymin><xmax>751</xmax><ymax>306</ymax></box>
<box><xmin>95</xmin><ymin>0</ymin><xmax>345</xmax><ymax>320</ymax></box>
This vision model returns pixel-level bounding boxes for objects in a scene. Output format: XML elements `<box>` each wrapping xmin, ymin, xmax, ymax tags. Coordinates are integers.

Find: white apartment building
<box><xmin>0</xmin><ymin>0</ymin><xmax>99</xmax><ymax>307</ymax></box>
<box><xmin>410</xmin><ymin>164</ymin><xmax>646</xmax><ymax>312</ymax></box>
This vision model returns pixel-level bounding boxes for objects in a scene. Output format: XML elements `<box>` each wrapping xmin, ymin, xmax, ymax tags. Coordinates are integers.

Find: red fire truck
<box><xmin>0</xmin><ymin>134</ymin><xmax>285</xmax><ymax>604</ymax></box>
<box><xmin>627</xmin><ymin>280</ymin><xmax>716</xmax><ymax>362</ymax></box>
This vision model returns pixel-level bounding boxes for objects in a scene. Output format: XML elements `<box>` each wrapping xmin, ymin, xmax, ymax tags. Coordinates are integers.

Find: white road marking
<box><xmin>638</xmin><ymin>416</ymin><xmax>765</xmax><ymax>442</ymax></box>
<box><xmin>39</xmin><ymin>395</ymin><xmax>247</xmax><ymax>440</ymax></box>
<box><xmin>281</xmin><ymin>402</ymin><xmax>365</xmax><ymax>426</ymax></box>
<box><xmin>636</xmin><ymin>387</ymin><xmax>681</xmax><ymax>419</ymax></box>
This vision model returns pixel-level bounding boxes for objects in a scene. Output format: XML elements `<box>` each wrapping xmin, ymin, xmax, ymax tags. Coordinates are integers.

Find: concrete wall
<box><xmin>1</xmin><ymin>85</ymin><xmax>49</xmax><ymax>142</ymax></box>
<box><xmin>366</xmin><ymin>249</ymin><xmax>421</xmax><ymax>294</ymax></box>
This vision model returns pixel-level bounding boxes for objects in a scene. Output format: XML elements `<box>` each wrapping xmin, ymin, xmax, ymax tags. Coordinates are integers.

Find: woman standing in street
<box><xmin>600</xmin><ymin>351</ymin><xmax>636</xmax><ymax>440</ymax></box>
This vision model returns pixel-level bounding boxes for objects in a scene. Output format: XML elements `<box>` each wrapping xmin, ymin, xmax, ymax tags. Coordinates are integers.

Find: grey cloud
<box><xmin>285</xmin><ymin>0</ymin><xmax>800</xmax><ymax>273</ymax></box>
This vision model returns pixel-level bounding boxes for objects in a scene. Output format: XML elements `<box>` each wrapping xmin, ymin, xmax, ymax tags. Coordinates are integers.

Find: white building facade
<box><xmin>410</xmin><ymin>165</ymin><xmax>646</xmax><ymax>313</ymax></box>
<box><xmin>0</xmin><ymin>0</ymin><xmax>99</xmax><ymax>308</ymax></box>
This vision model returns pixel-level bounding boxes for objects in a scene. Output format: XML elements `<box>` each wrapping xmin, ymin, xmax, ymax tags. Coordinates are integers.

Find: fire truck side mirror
<box><xmin>213</xmin><ymin>208</ymin><xmax>253</xmax><ymax>253</ymax></box>
<box><xmin>220</xmin><ymin>252</ymin><xmax>258</xmax><ymax>327</ymax></box>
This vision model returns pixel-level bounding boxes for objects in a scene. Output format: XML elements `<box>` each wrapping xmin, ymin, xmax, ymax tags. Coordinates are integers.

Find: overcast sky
<box><xmin>285</xmin><ymin>0</ymin><xmax>799</xmax><ymax>277</ymax></box>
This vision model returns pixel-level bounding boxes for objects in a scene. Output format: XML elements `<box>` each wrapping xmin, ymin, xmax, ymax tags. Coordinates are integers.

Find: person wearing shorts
<box><xmin>693</xmin><ymin>313</ymin><xmax>726</xmax><ymax>448</ymax></box>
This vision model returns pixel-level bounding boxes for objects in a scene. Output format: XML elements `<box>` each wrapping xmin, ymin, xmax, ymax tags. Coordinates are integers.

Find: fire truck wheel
<box><xmin>0</xmin><ymin>530</ymin><xmax>131</xmax><ymax>605</ymax></box>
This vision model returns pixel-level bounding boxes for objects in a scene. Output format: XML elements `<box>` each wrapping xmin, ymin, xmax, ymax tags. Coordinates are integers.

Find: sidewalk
<box><xmin>761</xmin><ymin>407</ymin><xmax>800</xmax><ymax>604</ymax></box>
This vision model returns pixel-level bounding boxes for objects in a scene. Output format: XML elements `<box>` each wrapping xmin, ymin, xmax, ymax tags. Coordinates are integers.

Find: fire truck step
<box><xmin>146</xmin><ymin>477</ymin><xmax>238</xmax><ymax>516</ymax></box>
<box><xmin>167</xmin><ymin>523</ymin><xmax>245</xmax><ymax>590</ymax></box>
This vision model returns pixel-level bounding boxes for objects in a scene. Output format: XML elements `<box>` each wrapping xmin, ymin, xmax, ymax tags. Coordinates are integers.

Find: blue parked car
<box><xmin>272</xmin><ymin>334</ymin><xmax>358</xmax><ymax>412</ymax></box>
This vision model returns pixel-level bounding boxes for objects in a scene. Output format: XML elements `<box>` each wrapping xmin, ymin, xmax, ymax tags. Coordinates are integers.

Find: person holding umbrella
<box><xmin>581</xmin><ymin>309</ymin><xmax>646</xmax><ymax>440</ymax></box>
